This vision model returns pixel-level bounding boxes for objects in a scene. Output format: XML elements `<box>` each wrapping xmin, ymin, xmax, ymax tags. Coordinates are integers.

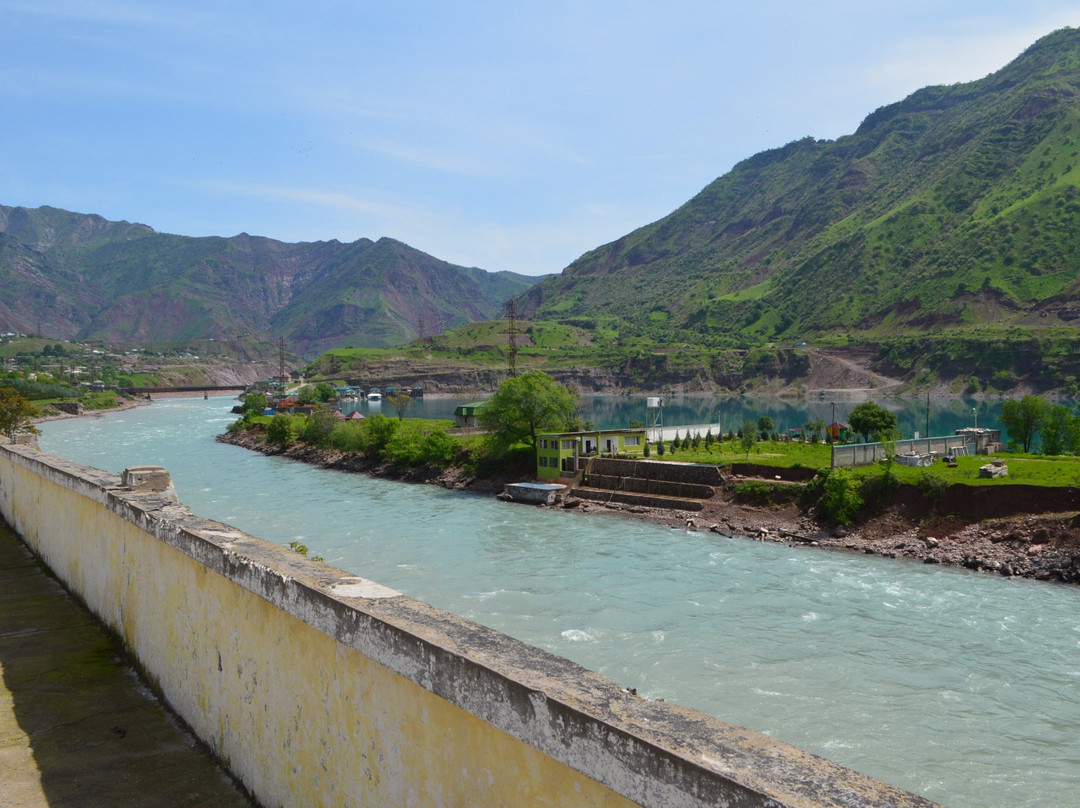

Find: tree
<box><xmin>757</xmin><ymin>415</ymin><xmax>775</xmax><ymax>440</ymax></box>
<box><xmin>387</xmin><ymin>390</ymin><xmax>415</xmax><ymax>421</ymax></box>
<box><xmin>804</xmin><ymin>418</ymin><xmax>826</xmax><ymax>444</ymax></box>
<box><xmin>242</xmin><ymin>392</ymin><xmax>268</xmax><ymax>415</ymax></box>
<box><xmin>848</xmin><ymin>402</ymin><xmax>898</xmax><ymax>443</ymax></box>
<box><xmin>1041</xmin><ymin>405</ymin><xmax>1079</xmax><ymax>455</ymax></box>
<box><xmin>1001</xmin><ymin>395</ymin><xmax>1049</xmax><ymax>453</ymax></box>
<box><xmin>0</xmin><ymin>388</ymin><xmax>40</xmax><ymax>442</ymax></box>
<box><xmin>739</xmin><ymin>419</ymin><xmax>758</xmax><ymax>458</ymax></box>
<box><xmin>478</xmin><ymin>371</ymin><xmax>579</xmax><ymax>450</ymax></box>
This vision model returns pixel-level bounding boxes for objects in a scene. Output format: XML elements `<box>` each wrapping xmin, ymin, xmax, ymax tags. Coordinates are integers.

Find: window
<box><xmin>562</xmin><ymin>440</ymin><xmax>576</xmax><ymax>450</ymax></box>
<box><xmin>625</xmin><ymin>435</ymin><xmax>641</xmax><ymax>446</ymax></box>
<box><xmin>538</xmin><ymin>456</ymin><xmax>548</xmax><ymax>467</ymax></box>
<box><xmin>539</xmin><ymin>438</ymin><xmax>548</xmax><ymax>449</ymax></box>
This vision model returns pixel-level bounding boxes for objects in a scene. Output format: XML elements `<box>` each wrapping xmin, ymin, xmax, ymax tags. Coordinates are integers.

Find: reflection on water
<box><xmin>371</xmin><ymin>393</ymin><xmax>1010</xmax><ymax>437</ymax></box>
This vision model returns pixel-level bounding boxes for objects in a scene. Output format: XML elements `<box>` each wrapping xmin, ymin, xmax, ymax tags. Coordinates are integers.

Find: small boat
<box><xmin>367</xmin><ymin>388</ymin><xmax>382</xmax><ymax>401</ymax></box>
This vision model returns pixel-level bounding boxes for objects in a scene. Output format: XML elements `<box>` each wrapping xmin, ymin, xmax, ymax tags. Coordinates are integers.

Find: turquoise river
<box><xmin>38</xmin><ymin>396</ymin><xmax>1080</xmax><ymax>808</ymax></box>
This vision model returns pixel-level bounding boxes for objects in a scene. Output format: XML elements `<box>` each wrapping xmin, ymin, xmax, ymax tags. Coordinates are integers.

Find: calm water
<box><xmin>39</xmin><ymin>398</ymin><xmax>1080</xmax><ymax>808</ymax></box>
<box><xmin>355</xmin><ymin>393</ymin><xmax>1005</xmax><ymax>438</ymax></box>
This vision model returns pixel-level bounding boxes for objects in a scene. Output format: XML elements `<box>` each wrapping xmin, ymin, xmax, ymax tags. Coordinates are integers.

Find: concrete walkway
<box><xmin>0</xmin><ymin>518</ymin><xmax>257</xmax><ymax>808</ymax></box>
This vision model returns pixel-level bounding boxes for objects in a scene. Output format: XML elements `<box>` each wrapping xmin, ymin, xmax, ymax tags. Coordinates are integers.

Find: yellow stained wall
<box><xmin>0</xmin><ymin>444</ymin><xmax>939</xmax><ymax>808</ymax></box>
<box><xmin>0</xmin><ymin>450</ymin><xmax>638</xmax><ymax>807</ymax></box>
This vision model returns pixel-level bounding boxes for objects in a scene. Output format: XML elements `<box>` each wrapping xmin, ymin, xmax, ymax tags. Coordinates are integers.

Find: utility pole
<box><xmin>278</xmin><ymin>336</ymin><xmax>288</xmax><ymax>390</ymax></box>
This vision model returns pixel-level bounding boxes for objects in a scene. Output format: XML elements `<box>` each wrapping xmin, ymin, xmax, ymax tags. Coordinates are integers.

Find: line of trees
<box><xmin>1000</xmin><ymin>395</ymin><xmax>1080</xmax><ymax>455</ymax></box>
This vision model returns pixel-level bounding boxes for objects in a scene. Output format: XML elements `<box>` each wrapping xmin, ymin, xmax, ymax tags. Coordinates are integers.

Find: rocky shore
<box><xmin>217</xmin><ymin>429</ymin><xmax>1080</xmax><ymax>587</ymax></box>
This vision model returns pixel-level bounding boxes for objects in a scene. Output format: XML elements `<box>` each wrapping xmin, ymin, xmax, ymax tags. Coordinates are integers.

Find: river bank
<box><xmin>217</xmin><ymin>428</ymin><xmax>1080</xmax><ymax>586</ymax></box>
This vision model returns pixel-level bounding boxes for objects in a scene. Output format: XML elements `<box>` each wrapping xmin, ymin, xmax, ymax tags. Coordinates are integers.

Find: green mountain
<box><xmin>0</xmin><ymin>205</ymin><xmax>541</xmax><ymax>357</ymax></box>
<box><xmin>521</xmin><ymin>28</ymin><xmax>1080</xmax><ymax>347</ymax></box>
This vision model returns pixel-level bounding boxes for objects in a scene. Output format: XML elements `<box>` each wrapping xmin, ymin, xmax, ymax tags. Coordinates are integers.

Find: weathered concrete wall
<box><xmin>832</xmin><ymin>436</ymin><xmax>973</xmax><ymax>468</ymax></box>
<box><xmin>0</xmin><ymin>441</ymin><xmax>938</xmax><ymax>808</ymax></box>
<box><xmin>588</xmin><ymin>458</ymin><xmax>723</xmax><ymax>486</ymax></box>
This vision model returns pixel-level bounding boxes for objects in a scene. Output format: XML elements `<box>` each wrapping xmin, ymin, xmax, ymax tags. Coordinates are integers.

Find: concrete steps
<box><xmin>571</xmin><ymin>486</ymin><xmax>707</xmax><ymax>512</ymax></box>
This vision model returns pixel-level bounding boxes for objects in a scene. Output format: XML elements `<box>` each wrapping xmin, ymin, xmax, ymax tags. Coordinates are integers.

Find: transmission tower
<box><xmin>278</xmin><ymin>336</ymin><xmax>288</xmax><ymax>390</ymax></box>
<box><xmin>503</xmin><ymin>299</ymin><xmax>523</xmax><ymax>377</ymax></box>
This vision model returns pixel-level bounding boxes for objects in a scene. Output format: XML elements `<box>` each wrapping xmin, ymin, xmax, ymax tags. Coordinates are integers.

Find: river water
<box><xmin>38</xmin><ymin>397</ymin><xmax>1080</xmax><ymax>808</ymax></box>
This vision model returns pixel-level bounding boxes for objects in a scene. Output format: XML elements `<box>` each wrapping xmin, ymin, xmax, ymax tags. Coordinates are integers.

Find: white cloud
<box><xmin>862</xmin><ymin>18</ymin><xmax>1079</xmax><ymax>101</ymax></box>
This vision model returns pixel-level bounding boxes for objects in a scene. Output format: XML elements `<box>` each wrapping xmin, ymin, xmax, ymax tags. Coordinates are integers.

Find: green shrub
<box><xmin>359</xmin><ymin>414</ymin><xmax>399</xmax><ymax>459</ymax></box>
<box><xmin>385</xmin><ymin>423</ymin><xmax>425</xmax><ymax>466</ymax></box>
<box><xmin>817</xmin><ymin>468</ymin><xmax>863</xmax><ymax>526</ymax></box>
<box><xmin>917</xmin><ymin>470</ymin><xmax>948</xmax><ymax>502</ymax></box>
<box><xmin>300</xmin><ymin>408</ymin><xmax>339</xmax><ymax>447</ymax></box>
<box><xmin>419</xmin><ymin>429</ymin><xmax>461</xmax><ymax>467</ymax></box>
<box><xmin>734</xmin><ymin>480</ymin><xmax>774</xmax><ymax>505</ymax></box>
<box><xmin>266</xmin><ymin>413</ymin><xmax>301</xmax><ymax>446</ymax></box>
<box><xmin>328</xmin><ymin>421</ymin><xmax>366</xmax><ymax>453</ymax></box>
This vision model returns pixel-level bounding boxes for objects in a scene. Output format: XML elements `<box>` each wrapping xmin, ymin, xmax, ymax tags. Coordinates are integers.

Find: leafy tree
<box><xmin>739</xmin><ymin>420</ymin><xmax>758</xmax><ymax>458</ymax></box>
<box><xmin>848</xmin><ymin>402</ymin><xmax>898</xmax><ymax>443</ymax></box>
<box><xmin>643</xmin><ymin>440</ymin><xmax>651</xmax><ymax>458</ymax></box>
<box><xmin>1000</xmin><ymin>395</ymin><xmax>1048</xmax><ymax>453</ymax></box>
<box><xmin>242</xmin><ymin>391</ymin><xmax>268</xmax><ymax>415</ymax></box>
<box><xmin>1041</xmin><ymin>404</ymin><xmax>1079</xmax><ymax>455</ymax></box>
<box><xmin>817</xmin><ymin>469</ymin><xmax>863</xmax><ymax>526</ymax></box>
<box><xmin>358</xmin><ymin>413</ymin><xmax>399</xmax><ymax>458</ymax></box>
<box><xmin>387</xmin><ymin>390</ymin><xmax>415</xmax><ymax>421</ymax></box>
<box><xmin>656</xmin><ymin>438</ymin><xmax>665</xmax><ymax>456</ymax></box>
<box><xmin>757</xmin><ymin>415</ymin><xmax>775</xmax><ymax>440</ymax></box>
<box><xmin>419</xmin><ymin>429</ymin><xmax>461</xmax><ymax>466</ymax></box>
<box><xmin>804</xmin><ymin>418</ymin><xmax>826</xmax><ymax>443</ymax></box>
<box><xmin>314</xmin><ymin>382</ymin><xmax>336</xmax><ymax>403</ymax></box>
<box><xmin>671</xmin><ymin>432</ymin><xmax>681</xmax><ymax>450</ymax></box>
<box><xmin>479</xmin><ymin>371</ymin><xmax>579</xmax><ymax>451</ymax></box>
<box><xmin>296</xmin><ymin>385</ymin><xmax>319</xmax><ymax>405</ymax></box>
<box><xmin>0</xmin><ymin>388</ymin><xmax>40</xmax><ymax>442</ymax></box>
<box><xmin>266</xmin><ymin>413</ymin><xmax>300</xmax><ymax>446</ymax></box>
<box><xmin>301</xmin><ymin>407</ymin><xmax>339</xmax><ymax>447</ymax></box>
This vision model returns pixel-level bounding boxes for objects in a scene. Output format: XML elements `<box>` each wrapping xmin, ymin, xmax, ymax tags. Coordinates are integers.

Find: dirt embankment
<box><xmin>218</xmin><ymin>429</ymin><xmax>1080</xmax><ymax>587</ymax></box>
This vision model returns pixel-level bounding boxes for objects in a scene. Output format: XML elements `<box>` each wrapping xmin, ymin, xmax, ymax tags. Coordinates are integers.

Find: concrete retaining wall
<box><xmin>0</xmin><ymin>441</ymin><xmax>937</xmax><ymax>808</ymax></box>
<box><xmin>587</xmin><ymin>458</ymin><xmax>723</xmax><ymax>486</ymax></box>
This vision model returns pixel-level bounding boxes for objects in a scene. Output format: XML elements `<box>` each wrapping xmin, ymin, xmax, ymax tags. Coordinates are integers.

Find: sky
<box><xmin>2</xmin><ymin>2</ymin><xmax>1078</xmax><ymax>276</ymax></box>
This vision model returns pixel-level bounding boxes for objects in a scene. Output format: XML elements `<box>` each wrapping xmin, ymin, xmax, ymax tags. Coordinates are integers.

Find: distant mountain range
<box><xmin>520</xmin><ymin>27</ymin><xmax>1080</xmax><ymax>347</ymax></box>
<box><xmin>7</xmin><ymin>28</ymin><xmax>1080</xmax><ymax>380</ymax></box>
<box><xmin>0</xmin><ymin>204</ymin><xmax>541</xmax><ymax>357</ymax></box>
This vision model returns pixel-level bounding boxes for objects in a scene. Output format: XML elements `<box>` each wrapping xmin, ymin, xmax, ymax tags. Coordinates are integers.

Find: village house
<box><xmin>535</xmin><ymin>427</ymin><xmax>647</xmax><ymax>480</ymax></box>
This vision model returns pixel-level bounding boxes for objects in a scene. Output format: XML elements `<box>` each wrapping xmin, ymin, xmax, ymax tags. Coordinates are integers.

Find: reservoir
<box><xmin>39</xmin><ymin>397</ymin><xmax>1080</xmax><ymax>808</ymax></box>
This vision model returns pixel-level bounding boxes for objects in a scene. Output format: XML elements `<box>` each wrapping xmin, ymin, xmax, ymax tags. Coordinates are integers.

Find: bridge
<box><xmin>123</xmin><ymin>385</ymin><xmax>247</xmax><ymax>395</ymax></box>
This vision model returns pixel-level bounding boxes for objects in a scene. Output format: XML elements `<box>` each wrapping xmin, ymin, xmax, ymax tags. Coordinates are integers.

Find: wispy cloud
<box><xmin>862</xmin><ymin>17</ymin><xmax>1079</xmax><ymax>100</ymax></box>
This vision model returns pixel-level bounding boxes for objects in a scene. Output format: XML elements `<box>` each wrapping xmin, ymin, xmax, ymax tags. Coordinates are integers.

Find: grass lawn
<box><xmin>657</xmin><ymin>440</ymin><xmax>1080</xmax><ymax>487</ymax></box>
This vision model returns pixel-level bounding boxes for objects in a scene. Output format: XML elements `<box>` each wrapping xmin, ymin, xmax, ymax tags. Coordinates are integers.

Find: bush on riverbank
<box><xmin>233</xmin><ymin>409</ymin><xmax>469</xmax><ymax>471</ymax></box>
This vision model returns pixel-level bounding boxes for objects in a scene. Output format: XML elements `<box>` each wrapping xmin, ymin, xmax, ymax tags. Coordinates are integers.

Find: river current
<box><xmin>38</xmin><ymin>397</ymin><xmax>1080</xmax><ymax>808</ymax></box>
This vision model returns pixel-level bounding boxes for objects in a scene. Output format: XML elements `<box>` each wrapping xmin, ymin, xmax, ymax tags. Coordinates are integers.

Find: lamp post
<box><xmin>973</xmin><ymin>406</ymin><xmax>978</xmax><ymax>430</ymax></box>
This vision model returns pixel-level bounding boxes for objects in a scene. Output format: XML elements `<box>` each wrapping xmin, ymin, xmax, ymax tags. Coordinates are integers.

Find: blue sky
<box><xmin>2</xmin><ymin>2</ymin><xmax>1077</xmax><ymax>276</ymax></box>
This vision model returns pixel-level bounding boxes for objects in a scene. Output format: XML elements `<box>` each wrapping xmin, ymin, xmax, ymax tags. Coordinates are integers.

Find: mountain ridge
<box><xmin>520</xmin><ymin>27</ymin><xmax>1080</xmax><ymax>349</ymax></box>
<box><xmin>0</xmin><ymin>204</ymin><xmax>541</xmax><ymax>357</ymax></box>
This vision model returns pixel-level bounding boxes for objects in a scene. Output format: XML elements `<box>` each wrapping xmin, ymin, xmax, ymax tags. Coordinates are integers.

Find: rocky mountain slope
<box><xmin>0</xmin><ymin>205</ymin><xmax>541</xmax><ymax>357</ymax></box>
<box><xmin>520</xmin><ymin>28</ymin><xmax>1080</xmax><ymax>348</ymax></box>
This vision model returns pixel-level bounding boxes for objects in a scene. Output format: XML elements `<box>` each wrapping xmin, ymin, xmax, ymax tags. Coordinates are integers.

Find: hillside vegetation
<box><xmin>0</xmin><ymin>205</ymin><xmax>540</xmax><ymax>358</ymax></box>
<box><xmin>518</xmin><ymin>28</ymin><xmax>1080</xmax><ymax>375</ymax></box>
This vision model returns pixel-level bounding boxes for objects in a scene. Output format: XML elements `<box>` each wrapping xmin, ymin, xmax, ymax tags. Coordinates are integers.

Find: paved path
<box><xmin>0</xmin><ymin>519</ymin><xmax>257</xmax><ymax>808</ymax></box>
